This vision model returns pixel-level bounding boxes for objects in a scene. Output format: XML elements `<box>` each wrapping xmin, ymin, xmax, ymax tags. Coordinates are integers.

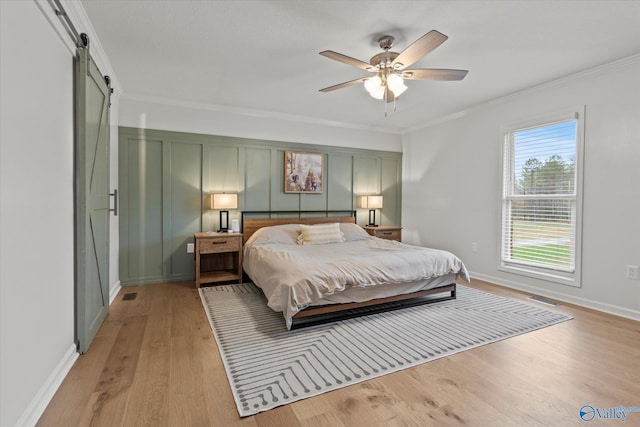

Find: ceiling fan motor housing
<box><xmin>369</xmin><ymin>51</ymin><xmax>400</xmax><ymax>69</ymax></box>
<box><xmin>369</xmin><ymin>35</ymin><xmax>401</xmax><ymax>70</ymax></box>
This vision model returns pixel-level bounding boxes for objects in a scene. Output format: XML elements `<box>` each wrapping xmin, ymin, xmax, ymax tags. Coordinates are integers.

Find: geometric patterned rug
<box><xmin>199</xmin><ymin>283</ymin><xmax>572</xmax><ymax>417</ymax></box>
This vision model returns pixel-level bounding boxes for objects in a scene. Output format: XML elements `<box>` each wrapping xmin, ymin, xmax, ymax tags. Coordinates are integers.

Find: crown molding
<box><xmin>121</xmin><ymin>92</ymin><xmax>402</xmax><ymax>136</ymax></box>
<box><xmin>404</xmin><ymin>53</ymin><xmax>640</xmax><ymax>135</ymax></box>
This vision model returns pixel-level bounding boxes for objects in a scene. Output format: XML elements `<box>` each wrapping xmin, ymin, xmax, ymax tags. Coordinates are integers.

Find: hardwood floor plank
<box><xmin>35</xmin><ymin>330</ymin><xmax>121</xmax><ymax>427</ymax></box>
<box><xmin>291</xmin><ymin>394</ymin><xmax>347</xmax><ymax>427</ymax></box>
<box><xmin>380</xmin><ymin>369</ymin><xmax>515</xmax><ymax>427</ymax></box>
<box><xmin>121</xmin><ymin>287</ymin><xmax>172</xmax><ymax>427</ymax></box>
<box><xmin>87</xmin><ymin>315</ymin><xmax>147</xmax><ymax>426</ymax></box>
<box><xmin>37</xmin><ymin>280</ymin><xmax>640</xmax><ymax>426</ymax></box>
<box><xmin>298</xmin><ymin>411</ymin><xmax>346</xmax><ymax>427</ymax></box>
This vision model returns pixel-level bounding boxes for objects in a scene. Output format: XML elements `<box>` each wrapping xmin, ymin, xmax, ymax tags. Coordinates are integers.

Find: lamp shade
<box><xmin>211</xmin><ymin>193</ymin><xmax>238</xmax><ymax>210</ymax></box>
<box><xmin>360</xmin><ymin>195</ymin><xmax>383</xmax><ymax>209</ymax></box>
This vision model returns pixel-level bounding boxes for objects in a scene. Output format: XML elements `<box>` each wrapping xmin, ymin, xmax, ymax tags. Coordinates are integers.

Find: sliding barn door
<box><xmin>75</xmin><ymin>44</ymin><xmax>111</xmax><ymax>354</ymax></box>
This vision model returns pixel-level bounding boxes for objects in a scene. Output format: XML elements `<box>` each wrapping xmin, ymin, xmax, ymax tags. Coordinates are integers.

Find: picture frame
<box><xmin>284</xmin><ymin>151</ymin><xmax>324</xmax><ymax>194</ymax></box>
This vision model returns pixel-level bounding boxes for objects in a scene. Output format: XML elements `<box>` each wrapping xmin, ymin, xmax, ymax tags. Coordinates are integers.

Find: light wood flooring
<box><xmin>37</xmin><ymin>279</ymin><xmax>640</xmax><ymax>426</ymax></box>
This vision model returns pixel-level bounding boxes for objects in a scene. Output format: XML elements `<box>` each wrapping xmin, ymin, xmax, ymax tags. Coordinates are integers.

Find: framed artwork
<box><xmin>284</xmin><ymin>151</ymin><xmax>324</xmax><ymax>194</ymax></box>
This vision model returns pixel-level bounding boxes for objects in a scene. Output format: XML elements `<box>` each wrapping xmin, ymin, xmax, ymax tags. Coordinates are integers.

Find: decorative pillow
<box><xmin>339</xmin><ymin>222</ymin><xmax>372</xmax><ymax>241</ymax></box>
<box><xmin>297</xmin><ymin>223</ymin><xmax>345</xmax><ymax>245</ymax></box>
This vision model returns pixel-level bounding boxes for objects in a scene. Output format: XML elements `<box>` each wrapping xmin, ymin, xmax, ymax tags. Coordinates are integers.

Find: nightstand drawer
<box><xmin>199</xmin><ymin>237</ymin><xmax>241</xmax><ymax>254</ymax></box>
<box><xmin>375</xmin><ymin>229</ymin><xmax>401</xmax><ymax>240</ymax></box>
<box><xmin>364</xmin><ymin>226</ymin><xmax>402</xmax><ymax>242</ymax></box>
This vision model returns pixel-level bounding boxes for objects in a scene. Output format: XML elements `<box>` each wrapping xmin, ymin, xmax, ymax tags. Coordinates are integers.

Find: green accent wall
<box><xmin>119</xmin><ymin>127</ymin><xmax>403</xmax><ymax>285</ymax></box>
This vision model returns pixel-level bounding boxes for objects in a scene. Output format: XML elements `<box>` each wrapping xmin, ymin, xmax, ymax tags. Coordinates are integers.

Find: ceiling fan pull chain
<box><xmin>384</xmin><ymin>90</ymin><xmax>388</xmax><ymax>117</ymax></box>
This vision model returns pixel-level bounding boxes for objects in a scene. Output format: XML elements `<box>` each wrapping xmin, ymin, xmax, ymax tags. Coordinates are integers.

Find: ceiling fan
<box><xmin>319</xmin><ymin>30</ymin><xmax>468</xmax><ymax>106</ymax></box>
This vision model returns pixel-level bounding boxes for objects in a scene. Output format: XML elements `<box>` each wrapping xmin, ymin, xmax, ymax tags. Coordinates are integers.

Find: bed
<box><xmin>241</xmin><ymin>212</ymin><xmax>469</xmax><ymax>329</ymax></box>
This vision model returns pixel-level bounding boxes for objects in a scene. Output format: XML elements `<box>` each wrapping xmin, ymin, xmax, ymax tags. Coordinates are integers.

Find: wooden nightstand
<box><xmin>194</xmin><ymin>232</ymin><xmax>243</xmax><ymax>288</ymax></box>
<box><xmin>364</xmin><ymin>226</ymin><xmax>402</xmax><ymax>242</ymax></box>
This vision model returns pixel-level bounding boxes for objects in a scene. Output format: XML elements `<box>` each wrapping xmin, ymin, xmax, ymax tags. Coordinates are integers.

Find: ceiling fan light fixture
<box><xmin>387</xmin><ymin>73</ymin><xmax>408</xmax><ymax>97</ymax></box>
<box><xmin>364</xmin><ymin>75</ymin><xmax>382</xmax><ymax>93</ymax></box>
<box><xmin>370</xmin><ymin>85</ymin><xmax>385</xmax><ymax>99</ymax></box>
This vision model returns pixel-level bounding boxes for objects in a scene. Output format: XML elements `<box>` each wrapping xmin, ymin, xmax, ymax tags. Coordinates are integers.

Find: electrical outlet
<box><xmin>626</xmin><ymin>265</ymin><xmax>640</xmax><ymax>280</ymax></box>
<box><xmin>471</xmin><ymin>242</ymin><xmax>478</xmax><ymax>253</ymax></box>
<box><xmin>187</xmin><ymin>243</ymin><xmax>194</xmax><ymax>254</ymax></box>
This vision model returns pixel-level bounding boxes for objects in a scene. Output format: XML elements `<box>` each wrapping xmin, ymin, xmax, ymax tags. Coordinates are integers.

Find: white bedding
<box><xmin>243</xmin><ymin>223</ymin><xmax>469</xmax><ymax>329</ymax></box>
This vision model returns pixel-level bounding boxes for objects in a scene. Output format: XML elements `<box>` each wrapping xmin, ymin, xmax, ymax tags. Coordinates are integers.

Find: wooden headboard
<box><xmin>241</xmin><ymin>211</ymin><xmax>357</xmax><ymax>244</ymax></box>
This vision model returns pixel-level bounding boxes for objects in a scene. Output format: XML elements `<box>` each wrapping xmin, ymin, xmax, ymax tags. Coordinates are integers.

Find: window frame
<box><xmin>499</xmin><ymin>106</ymin><xmax>585</xmax><ymax>287</ymax></box>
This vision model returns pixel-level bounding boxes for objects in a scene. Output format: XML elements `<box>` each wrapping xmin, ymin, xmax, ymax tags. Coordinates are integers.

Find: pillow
<box><xmin>245</xmin><ymin>224</ymin><xmax>300</xmax><ymax>246</ymax></box>
<box><xmin>339</xmin><ymin>222</ymin><xmax>373</xmax><ymax>241</ymax></box>
<box><xmin>297</xmin><ymin>223</ymin><xmax>345</xmax><ymax>245</ymax></box>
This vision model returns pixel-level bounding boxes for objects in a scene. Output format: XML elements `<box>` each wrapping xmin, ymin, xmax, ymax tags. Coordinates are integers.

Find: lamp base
<box><xmin>218</xmin><ymin>210</ymin><xmax>230</xmax><ymax>234</ymax></box>
<box><xmin>367</xmin><ymin>209</ymin><xmax>378</xmax><ymax>228</ymax></box>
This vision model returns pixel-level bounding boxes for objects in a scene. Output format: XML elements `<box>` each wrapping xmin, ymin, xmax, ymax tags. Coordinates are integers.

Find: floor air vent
<box><xmin>122</xmin><ymin>292</ymin><xmax>137</xmax><ymax>301</ymax></box>
<box><xmin>528</xmin><ymin>295</ymin><xmax>559</xmax><ymax>306</ymax></box>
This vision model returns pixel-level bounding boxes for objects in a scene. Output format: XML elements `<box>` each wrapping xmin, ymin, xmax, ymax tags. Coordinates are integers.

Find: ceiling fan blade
<box><xmin>319</xmin><ymin>77</ymin><xmax>368</xmax><ymax>92</ymax></box>
<box><xmin>319</xmin><ymin>50</ymin><xmax>373</xmax><ymax>71</ymax></box>
<box><xmin>401</xmin><ymin>68</ymin><xmax>468</xmax><ymax>81</ymax></box>
<box><xmin>392</xmin><ymin>30</ymin><xmax>448</xmax><ymax>70</ymax></box>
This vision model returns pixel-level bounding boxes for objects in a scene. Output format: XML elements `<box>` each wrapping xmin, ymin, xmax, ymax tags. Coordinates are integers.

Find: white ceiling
<box><xmin>81</xmin><ymin>0</ymin><xmax>640</xmax><ymax>133</ymax></box>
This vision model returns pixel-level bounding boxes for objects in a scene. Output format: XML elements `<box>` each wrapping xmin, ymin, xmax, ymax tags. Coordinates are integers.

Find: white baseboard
<box><xmin>470</xmin><ymin>271</ymin><xmax>640</xmax><ymax>322</ymax></box>
<box><xmin>109</xmin><ymin>280</ymin><xmax>122</xmax><ymax>305</ymax></box>
<box><xmin>16</xmin><ymin>282</ymin><xmax>120</xmax><ymax>426</ymax></box>
<box><xmin>15</xmin><ymin>343</ymin><xmax>78</xmax><ymax>427</ymax></box>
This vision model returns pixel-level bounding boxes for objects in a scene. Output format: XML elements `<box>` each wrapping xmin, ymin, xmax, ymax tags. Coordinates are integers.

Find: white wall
<box><xmin>0</xmin><ymin>1</ymin><xmax>120</xmax><ymax>426</ymax></box>
<box><xmin>119</xmin><ymin>95</ymin><xmax>402</xmax><ymax>152</ymax></box>
<box><xmin>402</xmin><ymin>56</ymin><xmax>640</xmax><ymax>320</ymax></box>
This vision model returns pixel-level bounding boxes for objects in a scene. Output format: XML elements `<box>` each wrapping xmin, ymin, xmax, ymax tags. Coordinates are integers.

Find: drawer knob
<box><xmin>213</xmin><ymin>241</ymin><xmax>227</xmax><ymax>244</ymax></box>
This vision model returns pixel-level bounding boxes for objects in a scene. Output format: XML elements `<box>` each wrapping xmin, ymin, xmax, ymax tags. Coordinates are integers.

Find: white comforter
<box><xmin>243</xmin><ymin>223</ymin><xmax>469</xmax><ymax>329</ymax></box>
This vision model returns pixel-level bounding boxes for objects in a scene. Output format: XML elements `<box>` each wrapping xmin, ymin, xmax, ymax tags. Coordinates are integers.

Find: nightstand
<box><xmin>194</xmin><ymin>232</ymin><xmax>243</xmax><ymax>288</ymax></box>
<box><xmin>364</xmin><ymin>226</ymin><xmax>402</xmax><ymax>242</ymax></box>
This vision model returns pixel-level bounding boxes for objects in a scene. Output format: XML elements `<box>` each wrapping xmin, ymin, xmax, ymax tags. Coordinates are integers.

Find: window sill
<box><xmin>498</xmin><ymin>263</ymin><xmax>581</xmax><ymax>288</ymax></box>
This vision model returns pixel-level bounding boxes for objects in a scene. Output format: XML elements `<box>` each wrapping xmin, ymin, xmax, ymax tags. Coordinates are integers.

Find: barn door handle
<box><xmin>109</xmin><ymin>189</ymin><xmax>118</xmax><ymax>216</ymax></box>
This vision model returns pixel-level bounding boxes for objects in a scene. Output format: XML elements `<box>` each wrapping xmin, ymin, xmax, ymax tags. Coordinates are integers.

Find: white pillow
<box><xmin>339</xmin><ymin>222</ymin><xmax>372</xmax><ymax>241</ymax></box>
<box><xmin>245</xmin><ymin>224</ymin><xmax>300</xmax><ymax>246</ymax></box>
<box><xmin>297</xmin><ymin>223</ymin><xmax>345</xmax><ymax>245</ymax></box>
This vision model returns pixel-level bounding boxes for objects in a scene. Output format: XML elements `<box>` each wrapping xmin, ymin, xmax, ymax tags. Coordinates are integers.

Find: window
<box><xmin>501</xmin><ymin>109</ymin><xmax>583</xmax><ymax>286</ymax></box>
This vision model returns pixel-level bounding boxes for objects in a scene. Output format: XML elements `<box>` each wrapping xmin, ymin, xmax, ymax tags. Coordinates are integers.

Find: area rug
<box><xmin>199</xmin><ymin>283</ymin><xmax>572</xmax><ymax>417</ymax></box>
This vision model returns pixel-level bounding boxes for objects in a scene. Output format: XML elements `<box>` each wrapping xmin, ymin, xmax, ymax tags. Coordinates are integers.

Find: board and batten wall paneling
<box><xmin>381</xmin><ymin>157</ymin><xmax>402</xmax><ymax>227</ymax></box>
<box><xmin>327</xmin><ymin>153</ymin><xmax>354</xmax><ymax>211</ymax></box>
<box><xmin>119</xmin><ymin>136</ymin><xmax>164</xmax><ymax>283</ymax></box>
<box><xmin>244</xmin><ymin>147</ymin><xmax>272</xmax><ymax>211</ymax></box>
<box><xmin>166</xmin><ymin>141</ymin><xmax>203</xmax><ymax>280</ymax></box>
<box><xmin>354</xmin><ymin>157</ymin><xmax>381</xmax><ymax>226</ymax></box>
<box><xmin>118</xmin><ymin>127</ymin><xmax>402</xmax><ymax>285</ymax></box>
<box><xmin>207</xmin><ymin>144</ymin><xmax>241</xmax><ymax>231</ymax></box>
